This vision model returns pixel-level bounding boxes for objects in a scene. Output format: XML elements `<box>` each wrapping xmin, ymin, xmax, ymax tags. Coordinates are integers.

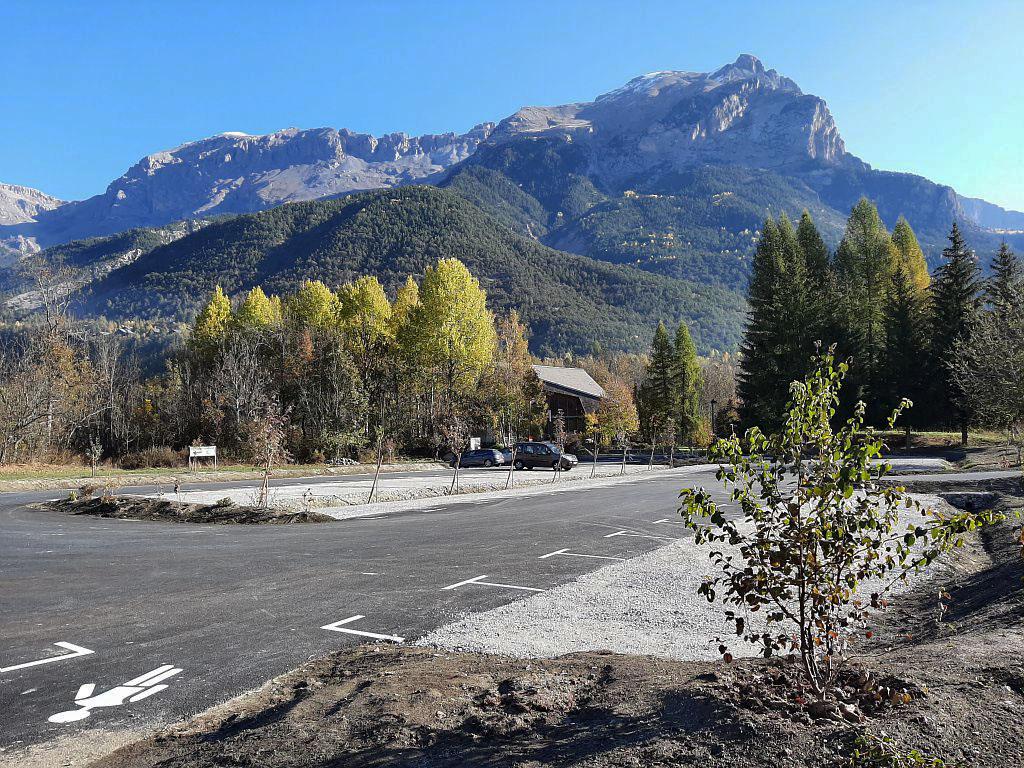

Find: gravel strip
<box><xmin>419</xmin><ymin>494</ymin><xmax>947</xmax><ymax>661</ymax></box>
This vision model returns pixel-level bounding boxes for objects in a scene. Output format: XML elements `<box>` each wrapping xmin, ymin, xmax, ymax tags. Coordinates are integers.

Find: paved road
<box><xmin>0</xmin><ymin>466</ymin><xmax>721</xmax><ymax>756</ymax></box>
<box><xmin>0</xmin><ymin>463</ymin><xmax>1013</xmax><ymax>758</ymax></box>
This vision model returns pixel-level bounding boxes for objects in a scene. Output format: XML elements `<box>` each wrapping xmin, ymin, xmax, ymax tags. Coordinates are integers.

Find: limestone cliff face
<box><xmin>97</xmin><ymin>125</ymin><xmax>495</xmax><ymax>222</ymax></box>
<box><xmin>1</xmin><ymin>125</ymin><xmax>493</xmax><ymax>252</ymax></box>
<box><xmin>487</xmin><ymin>55</ymin><xmax>848</xmax><ymax>180</ymax></box>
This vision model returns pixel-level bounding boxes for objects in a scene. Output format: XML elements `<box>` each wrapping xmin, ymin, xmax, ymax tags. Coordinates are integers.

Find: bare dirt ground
<box><xmin>88</xmin><ymin>509</ymin><xmax>1024</xmax><ymax>767</ymax></box>
<box><xmin>46</xmin><ymin>496</ymin><xmax>334</xmax><ymax>524</ymax></box>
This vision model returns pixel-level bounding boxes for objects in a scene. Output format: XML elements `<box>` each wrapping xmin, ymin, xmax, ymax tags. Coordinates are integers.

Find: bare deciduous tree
<box><xmin>440</xmin><ymin>411</ymin><xmax>469</xmax><ymax>495</ymax></box>
<box><xmin>244</xmin><ymin>399</ymin><xmax>291</xmax><ymax>510</ymax></box>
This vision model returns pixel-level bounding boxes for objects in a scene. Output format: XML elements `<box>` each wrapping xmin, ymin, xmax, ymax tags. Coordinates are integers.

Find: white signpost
<box><xmin>188</xmin><ymin>445</ymin><xmax>217</xmax><ymax>470</ymax></box>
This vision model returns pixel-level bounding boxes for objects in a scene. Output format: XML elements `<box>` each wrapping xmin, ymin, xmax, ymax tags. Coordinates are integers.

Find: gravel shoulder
<box><xmin>417</xmin><ymin>495</ymin><xmax>945</xmax><ymax>661</ymax></box>
<box><xmin>0</xmin><ymin>461</ymin><xmax>447</xmax><ymax>493</ymax></box>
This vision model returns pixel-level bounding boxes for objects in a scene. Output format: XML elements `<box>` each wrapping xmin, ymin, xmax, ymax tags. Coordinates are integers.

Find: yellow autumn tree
<box><xmin>338</xmin><ymin>276</ymin><xmax>394</xmax><ymax>407</ymax></box>
<box><xmin>191</xmin><ymin>286</ymin><xmax>232</xmax><ymax>351</ymax></box>
<box><xmin>285</xmin><ymin>280</ymin><xmax>340</xmax><ymax>329</ymax></box>
<box><xmin>891</xmin><ymin>216</ymin><xmax>930</xmax><ymax>293</ymax></box>
<box><xmin>411</xmin><ymin>258</ymin><xmax>497</xmax><ymax>401</ymax></box>
<box><xmin>391</xmin><ymin>276</ymin><xmax>420</xmax><ymax>334</ymax></box>
<box><xmin>593</xmin><ymin>377</ymin><xmax>639</xmax><ymax>444</ymax></box>
<box><xmin>233</xmin><ymin>286</ymin><xmax>279</xmax><ymax>330</ymax></box>
<box><xmin>339</xmin><ymin>276</ymin><xmax>393</xmax><ymax>359</ymax></box>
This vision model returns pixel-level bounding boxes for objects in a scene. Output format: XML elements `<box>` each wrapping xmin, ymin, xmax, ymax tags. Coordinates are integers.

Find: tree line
<box><xmin>738</xmin><ymin>197</ymin><xmax>1023</xmax><ymax>442</ymax></box>
<box><xmin>144</xmin><ymin>258</ymin><xmax>556</xmax><ymax>464</ymax></box>
<box><xmin>0</xmin><ymin>258</ymin><xmax>546</xmax><ymax>466</ymax></box>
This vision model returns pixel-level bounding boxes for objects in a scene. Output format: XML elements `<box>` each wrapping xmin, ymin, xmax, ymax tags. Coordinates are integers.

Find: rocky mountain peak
<box><xmin>488</xmin><ymin>56</ymin><xmax>843</xmax><ymax>175</ymax></box>
<box><xmin>0</xmin><ymin>183</ymin><xmax>64</xmax><ymax>226</ymax></box>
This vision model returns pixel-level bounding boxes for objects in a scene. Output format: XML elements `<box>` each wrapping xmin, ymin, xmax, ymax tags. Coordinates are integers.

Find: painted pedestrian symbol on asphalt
<box><xmin>48</xmin><ymin>664</ymin><xmax>183</xmax><ymax>723</ymax></box>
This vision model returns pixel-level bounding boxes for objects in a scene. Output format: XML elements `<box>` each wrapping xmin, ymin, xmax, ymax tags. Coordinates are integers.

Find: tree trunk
<box><xmin>591</xmin><ymin>436</ymin><xmax>599</xmax><ymax>479</ymax></box>
<box><xmin>505</xmin><ymin>446</ymin><xmax>515</xmax><ymax>489</ymax></box>
<box><xmin>961</xmin><ymin>423</ymin><xmax>968</xmax><ymax>447</ymax></box>
<box><xmin>368</xmin><ymin>436</ymin><xmax>384</xmax><ymax>503</ymax></box>
<box><xmin>620</xmin><ymin>445</ymin><xmax>627</xmax><ymax>475</ymax></box>
<box><xmin>449</xmin><ymin>453</ymin><xmax>461</xmax><ymax>495</ymax></box>
<box><xmin>259</xmin><ymin>456</ymin><xmax>272</xmax><ymax>509</ymax></box>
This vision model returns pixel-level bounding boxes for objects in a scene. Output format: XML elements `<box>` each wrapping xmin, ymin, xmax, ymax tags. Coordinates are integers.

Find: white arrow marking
<box><xmin>1</xmin><ymin>642</ymin><xmax>94</xmax><ymax>674</ymax></box>
<box><xmin>441</xmin><ymin>574</ymin><xmax>544</xmax><ymax>592</ymax></box>
<box><xmin>320</xmin><ymin>615</ymin><xmax>404</xmax><ymax>643</ymax></box>
<box><xmin>538</xmin><ymin>549</ymin><xmax>625</xmax><ymax>561</ymax></box>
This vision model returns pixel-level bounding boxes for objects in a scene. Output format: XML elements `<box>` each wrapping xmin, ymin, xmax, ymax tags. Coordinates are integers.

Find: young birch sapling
<box><xmin>679</xmin><ymin>348</ymin><xmax>999</xmax><ymax>699</ymax></box>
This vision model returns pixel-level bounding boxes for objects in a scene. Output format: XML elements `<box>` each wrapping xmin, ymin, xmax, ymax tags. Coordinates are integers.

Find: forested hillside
<box><xmin>443</xmin><ymin>138</ymin><xmax>1024</xmax><ymax>293</ymax></box>
<box><xmin>78</xmin><ymin>186</ymin><xmax>746</xmax><ymax>355</ymax></box>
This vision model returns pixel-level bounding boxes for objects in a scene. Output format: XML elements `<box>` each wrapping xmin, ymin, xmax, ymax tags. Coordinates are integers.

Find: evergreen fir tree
<box><xmin>930</xmin><ymin>222</ymin><xmax>982</xmax><ymax>441</ymax></box>
<box><xmin>795</xmin><ymin>210</ymin><xmax>837</xmax><ymax>350</ymax></box>
<box><xmin>674</xmin><ymin>321</ymin><xmax>703</xmax><ymax>442</ymax></box>
<box><xmin>797</xmin><ymin>209</ymin><xmax>831</xmax><ymax>289</ymax></box>
<box><xmin>833</xmin><ymin>198</ymin><xmax>898</xmax><ymax>415</ymax></box>
<box><xmin>881</xmin><ymin>265</ymin><xmax>931</xmax><ymax>424</ymax></box>
<box><xmin>738</xmin><ymin>218</ymin><xmax>786</xmax><ymax>429</ymax></box>
<box><xmin>776</xmin><ymin>213</ymin><xmax>817</xmax><ymax>387</ymax></box>
<box><xmin>637</xmin><ymin>321</ymin><xmax>679</xmax><ymax>437</ymax></box>
<box><xmin>986</xmin><ymin>242</ymin><xmax>1022</xmax><ymax>309</ymax></box>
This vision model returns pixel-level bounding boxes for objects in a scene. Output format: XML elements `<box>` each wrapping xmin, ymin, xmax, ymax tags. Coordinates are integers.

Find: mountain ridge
<box><xmin>4</xmin><ymin>55</ymin><xmax>1021</xmax><ymax>288</ymax></box>
<box><xmin>1</xmin><ymin>124</ymin><xmax>494</xmax><ymax>253</ymax></box>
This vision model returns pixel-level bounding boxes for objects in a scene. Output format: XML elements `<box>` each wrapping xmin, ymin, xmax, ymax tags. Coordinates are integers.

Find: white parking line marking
<box><xmin>320</xmin><ymin>615</ymin><xmax>405</xmax><ymax>643</ymax></box>
<box><xmin>603</xmin><ymin>530</ymin><xmax>674</xmax><ymax>541</ymax></box>
<box><xmin>1</xmin><ymin>642</ymin><xmax>95</xmax><ymax>674</ymax></box>
<box><xmin>441</xmin><ymin>574</ymin><xmax>544</xmax><ymax>592</ymax></box>
<box><xmin>652</xmin><ymin>519</ymin><xmax>672</xmax><ymax>524</ymax></box>
<box><xmin>538</xmin><ymin>549</ymin><xmax>625</xmax><ymax>561</ymax></box>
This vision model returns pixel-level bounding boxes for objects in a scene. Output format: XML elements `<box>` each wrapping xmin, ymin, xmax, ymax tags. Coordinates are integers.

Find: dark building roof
<box><xmin>531</xmin><ymin>365</ymin><xmax>605</xmax><ymax>400</ymax></box>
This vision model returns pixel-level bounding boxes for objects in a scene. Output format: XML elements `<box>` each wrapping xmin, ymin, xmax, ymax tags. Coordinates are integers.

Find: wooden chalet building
<box><xmin>531</xmin><ymin>364</ymin><xmax>605</xmax><ymax>435</ymax></box>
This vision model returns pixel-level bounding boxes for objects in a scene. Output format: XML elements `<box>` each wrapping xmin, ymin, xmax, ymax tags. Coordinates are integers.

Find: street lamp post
<box><xmin>710</xmin><ymin>398</ymin><xmax>717</xmax><ymax>438</ymax></box>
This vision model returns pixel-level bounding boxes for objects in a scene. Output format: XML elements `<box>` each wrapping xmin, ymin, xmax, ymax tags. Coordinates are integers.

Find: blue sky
<box><xmin>3</xmin><ymin>0</ymin><xmax>1022</xmax><ymax>210</ymax></box>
